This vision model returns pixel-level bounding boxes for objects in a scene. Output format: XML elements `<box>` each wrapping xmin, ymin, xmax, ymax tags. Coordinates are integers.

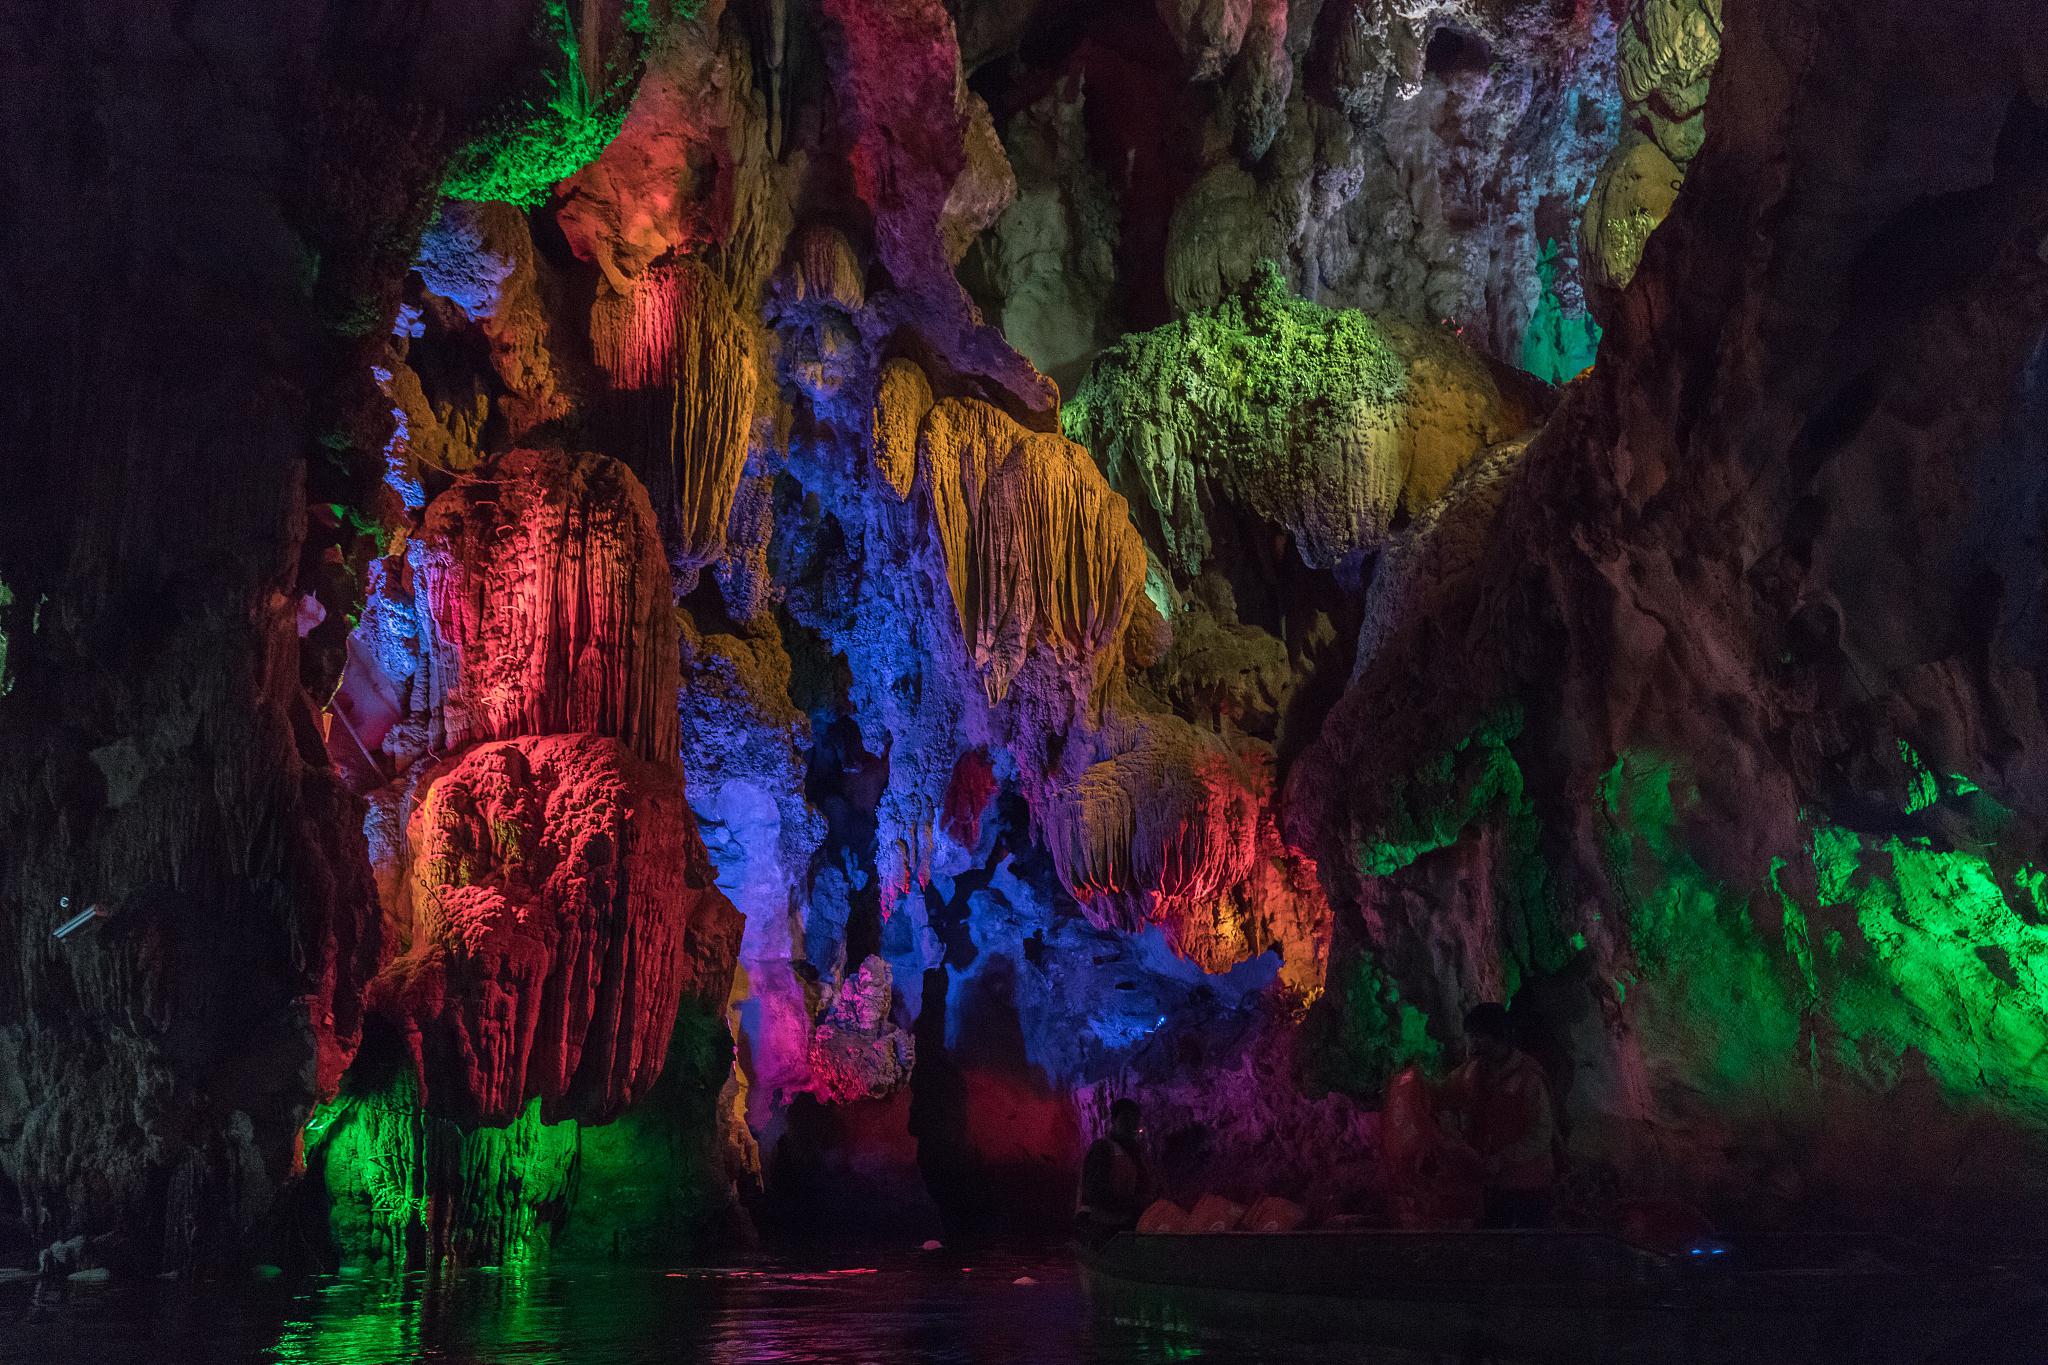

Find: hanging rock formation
<box><xmin>968</xmin><ymin>0</ymin><xmax>1618</xmax><ymax>380</ymax></box>
<box><xmin>591</xmin><ymin>261</ymin><xmax>760</xmax><ymax>578</ymax></box>
<box><xmin>410</xmin><ymin>448</ymin><xmax>681</xmax><ymax>765</ymax></box>
<box><xmin>872</xmin><ymin>358</ymin><xmax>934</xmax><ymax>499</ymax></box>
<box><xmin>917</xmin><ymin>398</ymin><xmax>1149</xmax><ymax>703</ymax></box>
<box><xmin>21</xmin><ymin>0</ymin><xmax>2048</xmax><ymax>1282</ymax></box>
<box><xmin>1042</xmin><ymin>716</ymin><xmax>1329</xmax><ymax>986</ymax></box>
<box><xmin>1067</xmin><ymin>264</ymin><xmax>1545</xmax><ymax>580</ymax></box>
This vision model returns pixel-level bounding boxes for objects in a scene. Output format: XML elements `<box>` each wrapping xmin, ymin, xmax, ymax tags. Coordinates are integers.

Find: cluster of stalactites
<box><xmin>411</xmin><ymin>448</ymin><xmax>681</xmax><ymax>765</ymax></box>
<box><xmin>1066</xmin><ymin>270</ymin><xmax>1540</xmax><ymax>580</ymax></box>
<box><xmin>1045</xmin><ymin>721</ymin><xmax>1262</xmax><ymax>922</ymax></box>
<box><xmin>910</xmin><ymin>389</ymin><xmax>1147</xmax><ymax>704</ymax></box>
<box><xmin>591</xmin><ymin>257</ymin><xmax>758</xmax><ymax>572</ymax></box>
<box><xmin>1039</xmin><ymin>716</ymin><xmax>1328</xmax><ymax>985</ymax></box>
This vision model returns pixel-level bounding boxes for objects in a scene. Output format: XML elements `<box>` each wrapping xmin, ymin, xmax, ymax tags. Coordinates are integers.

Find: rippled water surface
<box><xmin>0</xmin><ymin>1252</ymin><xmax>1411</xmax><ymax>1365</ymax></box>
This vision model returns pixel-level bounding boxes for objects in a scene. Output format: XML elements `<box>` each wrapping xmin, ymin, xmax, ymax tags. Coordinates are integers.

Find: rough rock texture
<box><xmin>1084</xmin><ymin>997</ymin><xmax>1380</xmax><ymax>1219</ymax></box>
<box><xmin>872</xmin><ymin>358</ymin><xmax>935</xmax><ymax>499</ymax></box>
<box><xmin>27</xmin><ymin>0</ymin><xmax>2044</xmax><ymax>1279</ymax></box>
<box><xmin>967</xmin><ymin>0</ymin><xmax>1622</xmax><ymax>386</ymax></box>
<box><xmin>1294</xmin><ymin>0</ymin><xmax>2048</xmax><ymax>1227</ymax></box>
<box><xmin>819</xmin><ymin>0</ymin><xmax>1059</xmax><ymax>415</ymax></box>
<box><xmin>1042</xmin><ymin>715</ymin><xmax>1329</xmax><ymax>986</ymax></box>
<box><xmin>1581</xmin><ymin>0</ymin><xmax>1721</xmax><ymax>307</ymax></box>
<box><xmin>410</xmin><ymin>449</ymin><xmax>682</xmax><ymax>765</ymax></box>
<box><xmin>314</xmin><ymin>998</ymin><xmax>737</xmax><ymax>1267</ymax></box>
<box><xmin>1067</xmin><ymin>264</ymin><xmax>1545</xmax><ymax>580</ymax></box>
<box><xmin>802</xmin><ymin>956</ymin><xmax>916</xmax><ymax>1103</ymax></box>
<box><xmin>368</xmin><ymin>733</ymin><xmax>738</xmax><ymax>1126</ymax></box>
<box><xmin>0</xmin><ymin>0</ymin><xmax>542</xmax><ymax>1273</ymax></box>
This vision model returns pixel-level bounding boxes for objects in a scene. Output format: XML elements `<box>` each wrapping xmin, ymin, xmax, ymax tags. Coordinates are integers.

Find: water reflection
<box><xmin>2</xmin><ymin>1254</ymin><xmax>1399</xmax><ymax>1365</ymax></box>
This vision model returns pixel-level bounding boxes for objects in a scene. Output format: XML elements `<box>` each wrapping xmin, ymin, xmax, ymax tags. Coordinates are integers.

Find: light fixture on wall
<box><xmin>52</xmin><ymin>897</ymin><xmax>105</xmax><ymax>941</ymax></box>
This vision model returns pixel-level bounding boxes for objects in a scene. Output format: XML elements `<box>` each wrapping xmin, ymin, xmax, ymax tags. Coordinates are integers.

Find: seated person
<box><xmin>1075</xmin><ymin>1098</ymin><xmax>1156</xmax><ymax>1244</ymax></box>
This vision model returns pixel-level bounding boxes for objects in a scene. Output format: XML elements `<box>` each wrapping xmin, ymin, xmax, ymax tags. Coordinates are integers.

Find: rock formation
<box><xmin>1294</xmin><ymin>0</ymin><xmax>2048</xmax><ymax>1227</ymax></box>
<box><xmin>1581</xmin><ymin>0</ymin><xmax>1722</xmax><ymax>308</ymax></box>
<box><xmin>591</xmin><ymin>261</ymin><xmax>760</xmax><ymax>578</ymax></box>
<box><xmin>10</xmin><ymin>0</ymin><xmax>2048</xmax><ymax>1280</ymax></box>
<box><xmin>918</xmin><ymin>397</ymin><xmax>1149</xmax><ymax>703</ymax></box>
<box><xmin>410</xmin><ymin>449</ymin><xmax>682</xmax><ymax>764</ymax></box>
<box><xmin>368</xmin><ymin>732</ymin><xmax>736</xmax><ymax>1126</ymax></box>
<box><xmin>1068</xmin><ymin>264</ymin><xmax>1545</xmax><ymax>579</ymax></box>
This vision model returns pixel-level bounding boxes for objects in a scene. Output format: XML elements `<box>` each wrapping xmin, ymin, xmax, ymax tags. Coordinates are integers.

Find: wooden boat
<box><xmin>1080</xmin><ymin>1228</ymin><xmax>2041</xmax><ymax>1363</ymax></box>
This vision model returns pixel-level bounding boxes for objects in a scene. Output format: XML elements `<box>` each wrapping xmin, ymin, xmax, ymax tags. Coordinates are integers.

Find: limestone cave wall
<box><xmin>3</xmin><ymin>0</ymin><xmax>2046</xmax><ymax>1276</ymax></box>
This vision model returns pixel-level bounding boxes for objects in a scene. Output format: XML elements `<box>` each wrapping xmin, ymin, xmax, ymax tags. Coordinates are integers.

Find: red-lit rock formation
<box><xmin>369</xmin><ymin>733</ymin><xmax>739</xmax><ymax>1126</ymax></box>
<box><xmin>555</xmin><ymin>12</ymin><xmax>744</xmax><ymax>287</ymax></box>
<box><xmin>411</xmin><ymin>448</ymin><xmax>680</xmax><ymax>765</ymax></box>
<box><xmin>818</xmin><ymin>0</ymin><xmax>1056</xmax><ymax>415</ymax></box>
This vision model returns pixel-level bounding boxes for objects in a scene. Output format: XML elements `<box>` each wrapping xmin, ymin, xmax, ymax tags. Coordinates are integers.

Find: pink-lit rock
<box><xmin>803</xmin><ymin>956</ymin><xmax>916</xmax><ymax>1104</ymax></box>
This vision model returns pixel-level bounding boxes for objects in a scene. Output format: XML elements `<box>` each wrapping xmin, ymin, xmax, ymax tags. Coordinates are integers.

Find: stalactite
<box><xmin>1043</xmin><ymin>718</ymin><xmax>1264</xmax><ymax>936</ymax></box>
<box><xmin>1039</xmin><ymin>717</ymin><xmax>1330</xmax><ymax>982</ymax></box>
<box><xmin>783</xmin><ymin>223</ymin><xmax>866</xmax><ymax>310</ymax></box>
<box><xmin>871</xmin><ymin>358</ymin><xmax>932</xmax><ymax>499</ymax></box>
<box><xmin>590</xmin><ymin>259</ymin><xmax>758</xmax><ymax>573</ymax></box>
<box><xmin>410</xmin><ymin>448</ymin><xmax>680</xmax><ymax>765</ymax></box>
<box><xmin>916</xmin><ymin>397</ymin><xmax>1146</xmax><ymax>703</ymax></box>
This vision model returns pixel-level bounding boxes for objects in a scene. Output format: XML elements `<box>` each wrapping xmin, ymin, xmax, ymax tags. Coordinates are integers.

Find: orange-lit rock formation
<box><xmin>1041</xmin><ymin>716</ymin><xmax>1329</xmax><ymax>986</ymax></box>
<box><xmin>590</xmin><ymin>259</ymin><xmax>758</xmax><ymax>575</ymax></box>
<box><xmin>872</xmin><ymin>358</ymin><xmax>933</xmax><ymax>499</ymax></box>
<box><xmin>916</xmin><ymin>397</ymin><xmax>1147</xmax><ymax>702</ymax></box>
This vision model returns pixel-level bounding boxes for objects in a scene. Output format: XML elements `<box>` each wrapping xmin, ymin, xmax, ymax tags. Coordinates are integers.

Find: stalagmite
<box><xmin>369</xmin><ymin>733</ymin><xmax>740</xmax><ymax>1126</ymax></box>
<box><xmin>410</xmin><ymin>449</ymin><xmax>680</xmax><ymax>764</ymax></box>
